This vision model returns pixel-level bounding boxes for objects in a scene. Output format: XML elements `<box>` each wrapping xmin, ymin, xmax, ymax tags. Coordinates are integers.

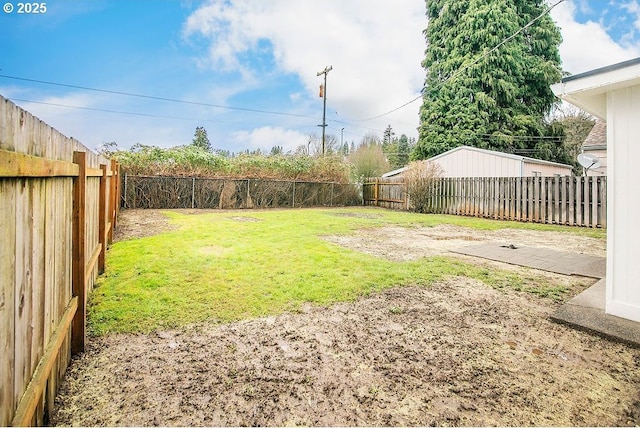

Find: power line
<box><xmin>9</xmin><ymin>98</ymin><xmax>322</xmax><ymax>130</ymax></box>
<box><xmin>0</xmin><ymin>74</ymin><xmax>317</xmax><ymax>119</ymax></box>
<box><xmin>2</xmin><ymin>73</ymin><xmax>396</xmax><ymax>142</ymax></box>
<box><xmin>355</xmin><ymin>0</ymin><xmax>567</xmax><ymax>122</ymax></box>
<box><xmin>476</xmin><ymin>133</ymin><xmax>564</xmax><ymax>141</ymax></box>
<box><xmin>356</xmin><ymin>94</ymin><xmax>423</xmax><ymax>122</ymax></box>
<box><xmin>4</xmin><ymin>74</ymin><xmax>360</xmax><ymax>139</ymax></box>
<box><xmin>9</xmin><ymin>98</ymin><xmax>222</xmax><ymax>122</ymax></box>
<box><xmin>0</xmin><ymin>0</ymin><xmax>568</xmax><ymax>142</ymax></box>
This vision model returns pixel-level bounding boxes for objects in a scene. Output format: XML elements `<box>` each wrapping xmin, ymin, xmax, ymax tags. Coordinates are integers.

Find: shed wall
<box><xmin>434</xmin><ymin>149</ymin><xmax>521</xmax><ymax>177</ymax></box>
<box><xmin>522</xmin><ymin>162</ymin><xmax>573</xmax><ymax>177</ymax></box>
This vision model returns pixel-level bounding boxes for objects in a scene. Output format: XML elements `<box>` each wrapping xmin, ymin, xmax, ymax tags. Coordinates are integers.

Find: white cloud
<box><xmin>551</xmin><ymin>0</ymin><xmax>640</xmax><ymax>74</ymax></box>
<box><xmin>183</xmin><ymin>0</ymin><xmax>427</xmax><ymax>142</ymax></box>
<box><xmin>232</xmin><ymin>126</ymin><xmax>309</xmax><ymax>153</ymax></box>
<box><xmin>11</xmin><ymin>0</ymin><xmax>640</xmax><ymax>156</ymax></box>
<box><xmin>184</xmin><ymin>0</ymin><xmax>640</xmax><ymax>151</ymax></box>
<box><xmin>620</xmin><ymin>1</ymin><xmax>640</xmax><ymax>38</ymax></box>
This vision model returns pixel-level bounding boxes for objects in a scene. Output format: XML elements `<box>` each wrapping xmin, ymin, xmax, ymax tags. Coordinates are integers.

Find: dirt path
<box><xmin>51</xmin><ymin>209</ymin><xmax>639</xmax><ymax>426</ymax></box>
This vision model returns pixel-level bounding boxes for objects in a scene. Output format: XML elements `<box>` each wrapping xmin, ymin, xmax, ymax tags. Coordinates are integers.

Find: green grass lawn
<box><xmin>89</xmin><ymin>207</ymin><xmax>605</xmax><ymax>335</ymax></box>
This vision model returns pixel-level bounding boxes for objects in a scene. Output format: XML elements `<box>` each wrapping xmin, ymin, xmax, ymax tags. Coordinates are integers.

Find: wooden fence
<box><xmin>0</xmin><ymin>95</ymin><xmax>121</xmax><ymax>426</ymax></box>
<box><xmin>364</xmin><ymin>176</ymin><xmax>607</xmax><ymax>228</ymax></box>
<box><xmin>362</xmin><ymin>177</ymin><xmax>408</xmax><ymax>210</ymax></box>
<box><xmin>122</xmin><ymin>175</ymin><xmax>360</xmax><ymax>209</ymax></box>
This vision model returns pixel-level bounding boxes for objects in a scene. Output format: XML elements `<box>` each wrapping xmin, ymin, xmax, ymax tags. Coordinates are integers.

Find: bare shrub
<box><xmin>123</xmin><ymin>176</ymin><xmax>360</xmax><ymax>209</ymax></box>
<box><xmin>405</xmin><ymin>161</ymin><xmax>443</xmax><ymax>213</ymax></box>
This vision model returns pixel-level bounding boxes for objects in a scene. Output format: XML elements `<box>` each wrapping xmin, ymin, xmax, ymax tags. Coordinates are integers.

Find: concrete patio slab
<box><xmin>450</xmin><ymin>242</ymin><xmax>606</xmax><ymax>277</ymax></box>
<box><xmin>449</xmin><ymin>242</ymin><xmax>640</xmax><ymax>348</ymax></box>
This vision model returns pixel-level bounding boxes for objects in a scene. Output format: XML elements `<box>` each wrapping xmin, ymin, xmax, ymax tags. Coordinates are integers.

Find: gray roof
<box><xmin>429</xmin><ymin>145</ymin><xmax>573</xmax><ymax>168</ymax></box>
<box><xmin>582</xmin><ymin>120</ymin><xmax>607</xmax><ymax>150</ymax></box>
<box><xmin>562</xmin><ymin>57</ymin><xmax>640</xmax><ymax>83</ymax></box>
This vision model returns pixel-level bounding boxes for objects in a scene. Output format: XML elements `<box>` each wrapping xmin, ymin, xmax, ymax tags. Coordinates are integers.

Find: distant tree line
<box><xmin>100</xmin><ymin>122</ymin><xmax>422</xmax><ymax>183</ymax></box>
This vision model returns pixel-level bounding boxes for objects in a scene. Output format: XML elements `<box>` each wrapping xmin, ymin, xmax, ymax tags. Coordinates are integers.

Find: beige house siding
<box><xmin>583</xmin><ymin>148</ymin><xmax>607</xmax><ymax>176</ymax></box>
<box><xmin>582</xmin><ymin>120</ymin><xmax>608</xmax><ymax>176</ymax></box>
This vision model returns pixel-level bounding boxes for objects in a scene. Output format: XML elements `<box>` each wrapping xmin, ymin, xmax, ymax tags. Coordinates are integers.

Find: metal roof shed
<box><xmin>552</xmin><ymin>57</ymin><xmax>640</xmax><ymax>323</ymax></box>
<box><xmin>382</xmin><ymin>145</ymin><xmax>573</xmax><ymax>178</ymax></box>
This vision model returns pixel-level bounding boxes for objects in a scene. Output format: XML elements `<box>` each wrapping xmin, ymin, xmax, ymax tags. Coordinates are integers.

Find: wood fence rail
<box><xmin>363</xmin><ymin>176</ymin><xmax>607</xmax><ymax>228</ymax></box>
<box><xmin>1</xmin><ymin>95</ymin><xmax>121</xmax><ymax>426</ymax></box>
<box><xmin>362</xmin><ymin>177</ymin><xmax>408</xmax><ymax>210</ymax></box>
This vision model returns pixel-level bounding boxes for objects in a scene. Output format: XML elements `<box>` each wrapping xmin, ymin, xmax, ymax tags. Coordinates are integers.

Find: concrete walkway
<box><xmin>451</xmin><ymin>242</ymin><xmax>640</xmax><ymax>347</ymax></box>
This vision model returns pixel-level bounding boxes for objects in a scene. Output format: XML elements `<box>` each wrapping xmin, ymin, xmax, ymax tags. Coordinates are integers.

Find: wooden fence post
<box><xmin>108</xmin><ymin>159</ymin><xmax>119</xmax><ymax>243</ymax></box>
<box><xmin>590</xmin><ymin>177</ymin><xmax>597</xmax><ymax>228</ymax></box>
<box><xmin>71</xmin><ymin>151</ymin><xmax>87</xmax><ymax>355</ymax></box>
<box><xmin>598</xmin><ymin>177</ymin><xmax>606</xmax><ymax>228</ymax></box>
<box><xmin>114</xmin><ymin>161</ymin><xmax>121</xmax><ymax>221</ymax></box>
<box><xmin>98</xmin><ymin>164</ymin><xmax>107</xmax><ymax>274</ymax></box>
<box><xmin>374</xmin><ymin>178</ymin><xmax>379</xmax><ymax>206</ymax></box>
<box><xmin>576</xmin><ymin>176</ymin><xmax>582</xmax><ymax>226</ymax></box>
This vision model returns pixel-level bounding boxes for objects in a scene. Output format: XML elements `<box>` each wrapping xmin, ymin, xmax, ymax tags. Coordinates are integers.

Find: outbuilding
<box><xmin>382</xmin><ymin>145</ymin><xmax>573</xmax><ymax>178</ymax></box>
<box><xmin>552</xmin><ymin>57</ymin><xmax>640</xmax><ymax>323</ymax></box>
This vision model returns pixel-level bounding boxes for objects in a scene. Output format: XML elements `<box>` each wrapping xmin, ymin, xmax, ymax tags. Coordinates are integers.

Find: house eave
<box><xmin>552</xmin><ymin>57</ymin><xmax>640</xmax><ymax>119</ymax></box>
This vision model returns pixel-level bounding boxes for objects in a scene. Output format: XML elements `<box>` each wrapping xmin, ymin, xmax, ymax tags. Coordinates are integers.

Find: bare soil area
<box><xmin>52</xmin><ymin>209</ymin><xmax>639</xmax><ymax>426</ymax></box>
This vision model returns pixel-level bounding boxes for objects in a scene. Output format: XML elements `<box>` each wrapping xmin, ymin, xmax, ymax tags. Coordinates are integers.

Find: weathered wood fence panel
<box><xmin>362</xmin><ymin>177</ymin><xmax>407</xmax><ymax>210</ymax></box>
<box><xmin>122</xmin><ymin>175</ymin><xmax>360</xmax><ymax>209</ymax></box>
<box><xmin>0</xmin><ymin>95</ymin><xmax>121</xmax><ymax>426</ymax></box>
<box><xmin>363</xmin><ymin>176</ymin><xmax>606</xmax><ymax>228</ymax></box>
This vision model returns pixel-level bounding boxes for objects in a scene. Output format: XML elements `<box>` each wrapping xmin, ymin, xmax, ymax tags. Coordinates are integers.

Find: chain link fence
<box><xmin>122</xmin><ymin>175</ymin><xmax>361</xmax><ymax>209</ymax></box>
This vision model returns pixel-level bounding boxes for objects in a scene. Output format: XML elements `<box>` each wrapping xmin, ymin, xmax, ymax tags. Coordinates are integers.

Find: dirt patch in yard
<box><xmin>323</xmin><ymin>223</ymin><xmax>605</xmax><ymax>261</ymax></box>
<box><xmin>51</xmin><ymin>282</ymin><xmax>639</xmax><ymax>426</ymax></box>
<box><xmin>113</xmin><ymin>209</ymin><xmax>178</xmax><ymax>241</ymax></box>
<box><xmin>54</xmin><ymin>209</ymin><xmax>639</xmax><ymax>426</ymax></box>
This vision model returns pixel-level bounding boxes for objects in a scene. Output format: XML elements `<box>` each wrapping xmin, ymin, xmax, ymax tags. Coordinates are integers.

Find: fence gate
<box><xmin>362</xmin><ymin>177</ymin><xmax>408</xmax><ymax>210</ymax></box>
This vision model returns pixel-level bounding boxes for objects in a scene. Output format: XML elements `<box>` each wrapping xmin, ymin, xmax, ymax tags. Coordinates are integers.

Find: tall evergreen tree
<box><xmin>192</xmin><ymin>126</ymin><xmax>212</xmax><ymax>152</ymax></box>
<box><xmin>382</xmin><ymin>125</ymin><xmax>399</xmax><ymax>168</ymax></box>
<box><xmin>383</xmin><ymin>125</ymin><xmax>395</xmax><ymax>146</ymax></box>
<box><xmin>397</xmin><ymin>134</ymin><xmax>411</xmax><ymax>167</ymax></box>
<box><xmin>415</xmin><ymin>0</ymin><xmax>562</xmax><ymax>160</ymax></box>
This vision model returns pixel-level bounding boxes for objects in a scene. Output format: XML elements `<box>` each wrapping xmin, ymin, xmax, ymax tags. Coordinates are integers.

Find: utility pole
<box><xmin>317</xmin><ymin>65</ymin><xmax>332</xmax><ymax>155</ymax></box>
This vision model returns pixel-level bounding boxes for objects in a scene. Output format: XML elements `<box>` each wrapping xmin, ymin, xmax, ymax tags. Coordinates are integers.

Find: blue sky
<box><xmin>1</xmin><ymin>0</ymin><xmax>639</xmax><ymax>154</ymax></box>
